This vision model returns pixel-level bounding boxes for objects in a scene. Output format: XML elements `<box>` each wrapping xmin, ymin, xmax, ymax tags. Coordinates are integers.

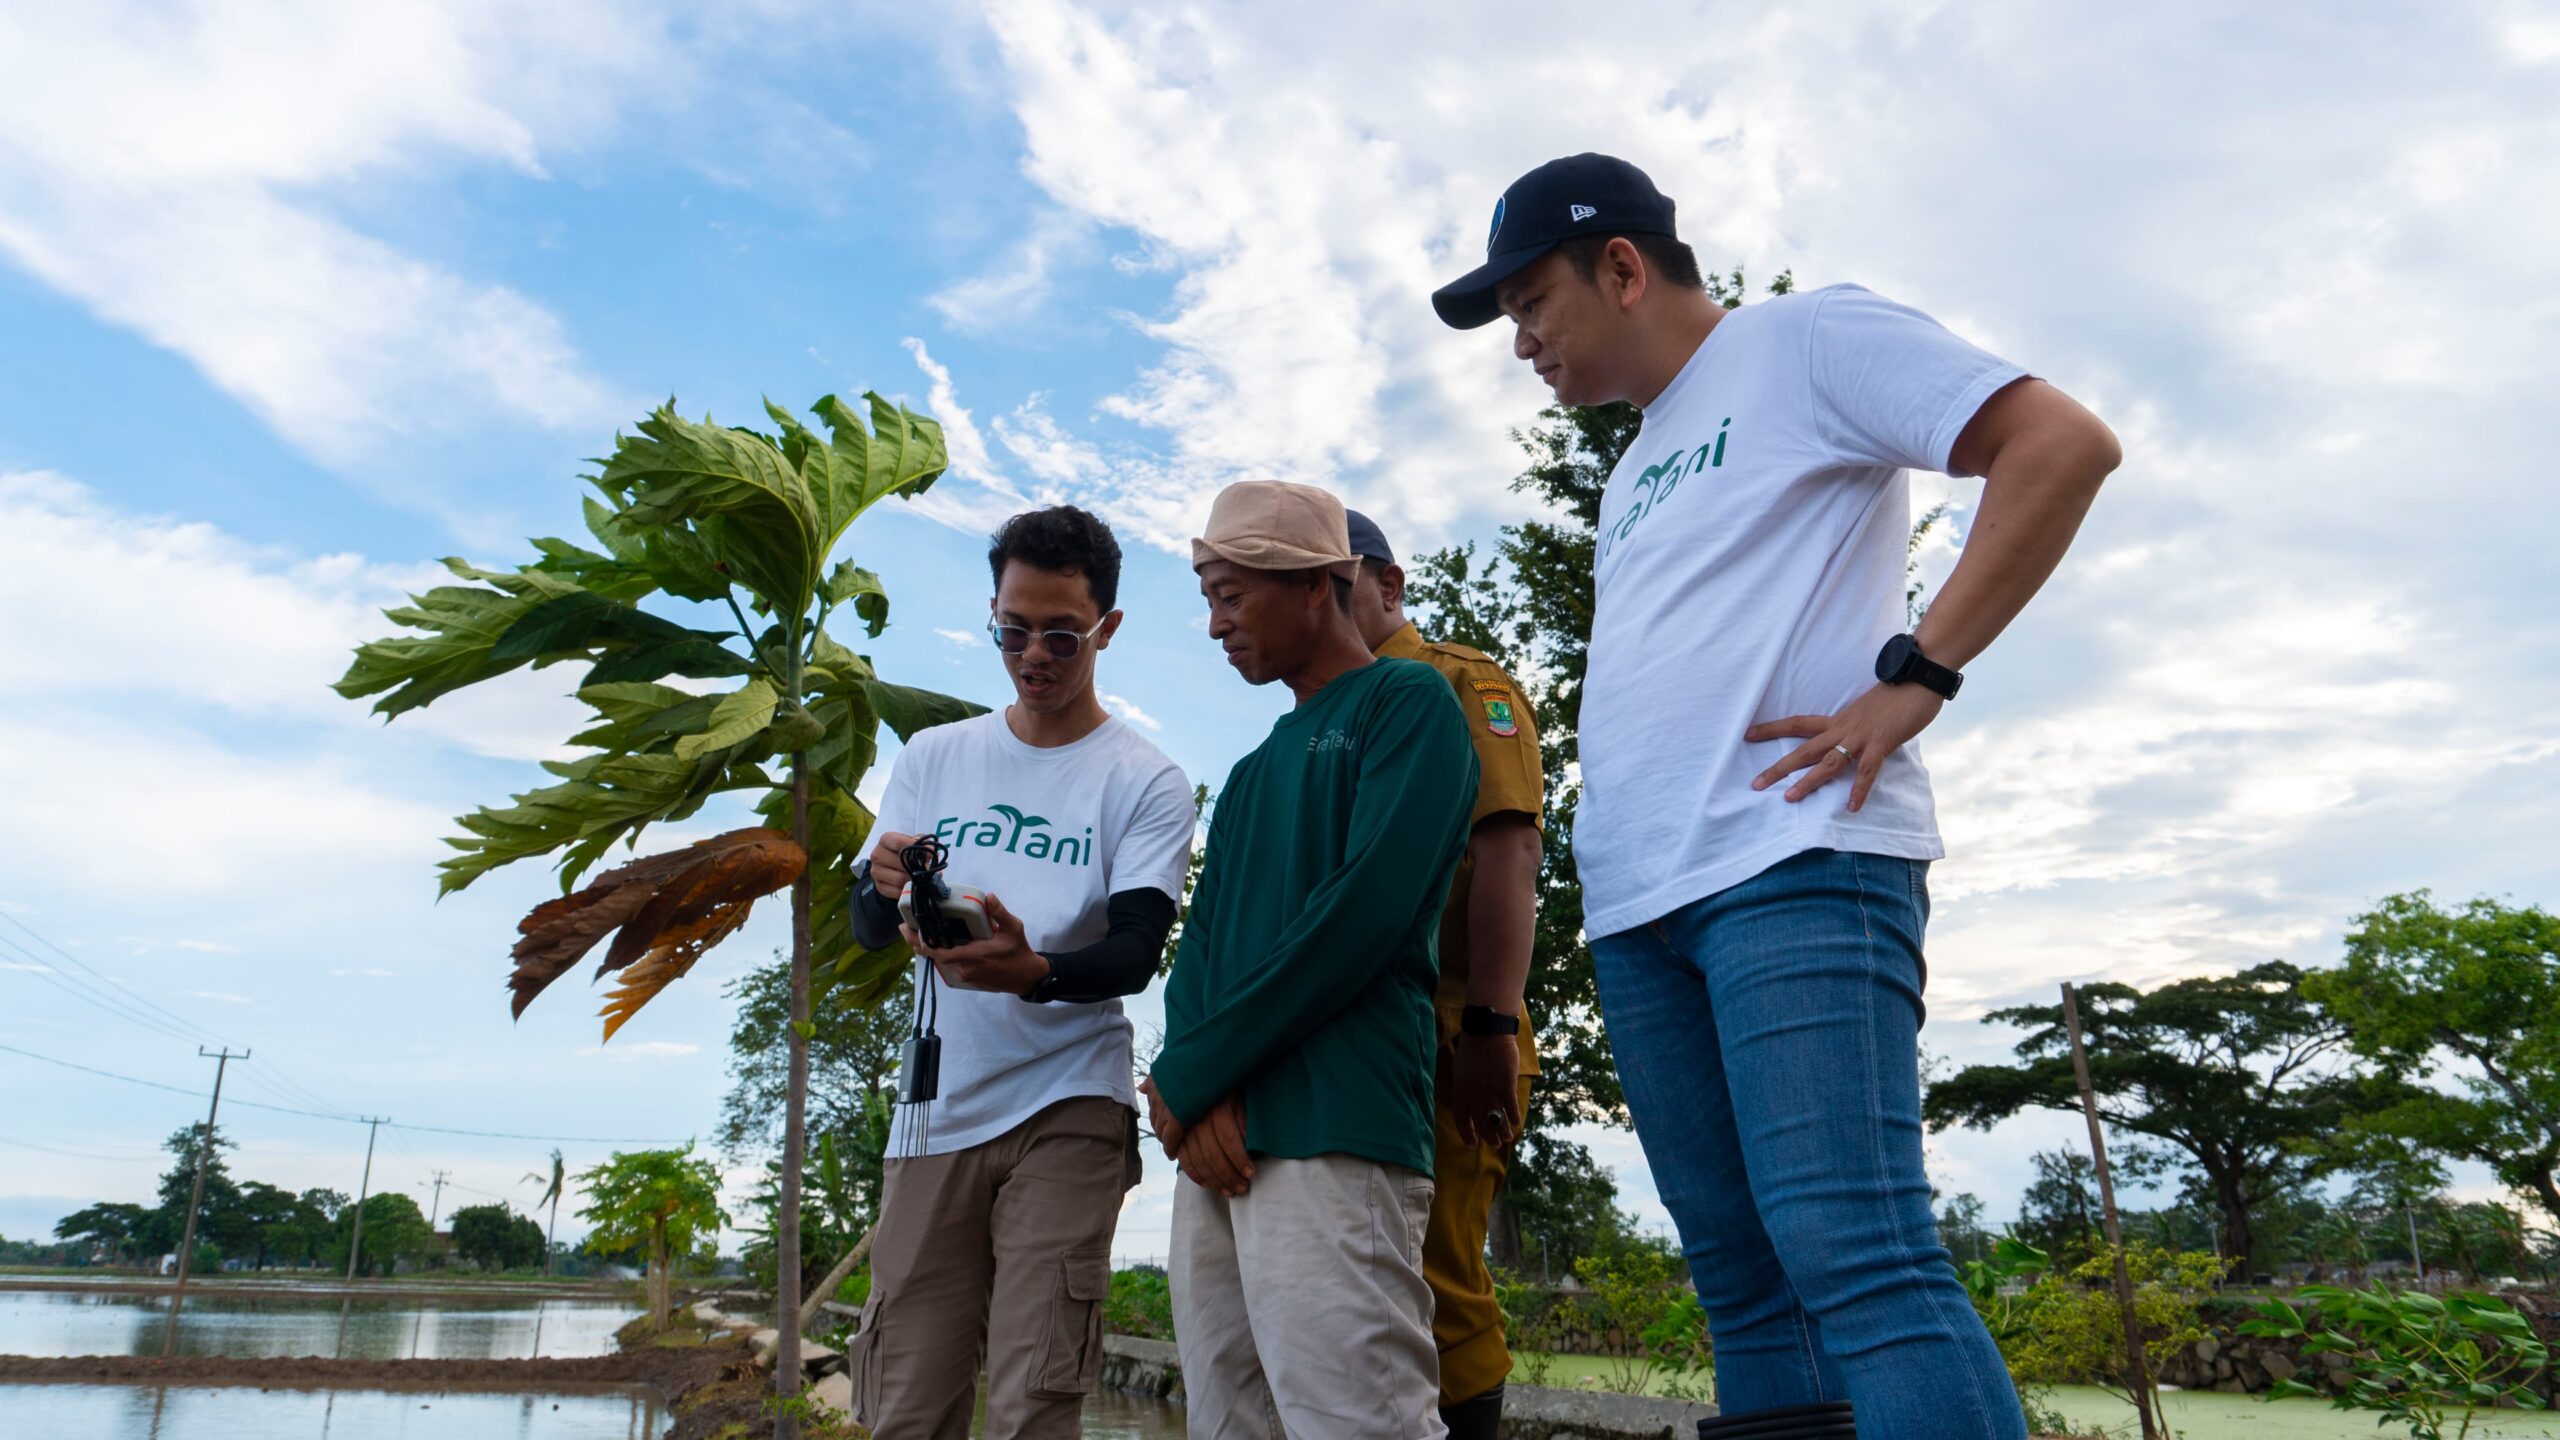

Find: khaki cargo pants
<box><xmin>848</xmin><ymin>1095</ymin><xmax>1141</xmax><ymax>1439</ymax></box>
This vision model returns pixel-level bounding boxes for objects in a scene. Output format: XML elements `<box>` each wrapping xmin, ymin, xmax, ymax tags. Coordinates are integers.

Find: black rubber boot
<box><xmin>1439</xmin><ymin>1383</ymin><xmax>1504</xmax><ymax>1440</ymax></box>
<box><xmin>1697</xmin><ymin>1399</ymin><xmax>1858</xmax><ymax>1438</ymax></box>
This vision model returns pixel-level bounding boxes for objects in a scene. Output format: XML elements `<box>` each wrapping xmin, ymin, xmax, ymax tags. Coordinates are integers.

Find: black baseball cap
<box><xmin>1342</xmin><ymin>509</ymin><xmax>1394</xmax><ymax>565</ymax></box>
<box><xmin>1431</xmin><ymin>153</ymin><xmax>1679</xmax><ymax>330</ymax></box>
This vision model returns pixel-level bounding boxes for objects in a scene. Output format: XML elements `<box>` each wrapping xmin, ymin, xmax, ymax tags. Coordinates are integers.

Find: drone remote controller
<box><xmin>898</xmin><ymin>881</ymin><xmax>995</xmax><ymax>949</ymax></box>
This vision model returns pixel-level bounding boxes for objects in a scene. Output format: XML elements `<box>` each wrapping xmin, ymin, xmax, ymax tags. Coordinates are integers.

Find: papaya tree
<box><xmin>578</xmin><ymin>1144</ymin><xmax>729</xmax><ymax>1332</ymax></box>
<box><xmin>336</xmin><ymin>393</ymin><xmax>980</xmax><ymax>1433</ymax></box>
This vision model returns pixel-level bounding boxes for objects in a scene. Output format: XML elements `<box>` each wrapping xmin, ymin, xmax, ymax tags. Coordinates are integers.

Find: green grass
<box><xmin>1511</xmin><ymin>1352</ymin><xmax>1708</xmax><ymax>1398</ymax></box>
<box><xmin>1507</xmin><ymin>1361</ymin><xmax>2560</xmax><ymax>1437</ymax></box>
<box><xmin>2040</xmin><ymin>1384</ymin><xmax>2560</xmax><ymax>1438</ymax></box>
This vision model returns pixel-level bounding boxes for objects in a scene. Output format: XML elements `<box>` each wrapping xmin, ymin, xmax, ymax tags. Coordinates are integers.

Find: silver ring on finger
<box><xmin>1832</xmin><ymin>743</ymin><xmax>1855</xmax><ymax>764</ymax></box>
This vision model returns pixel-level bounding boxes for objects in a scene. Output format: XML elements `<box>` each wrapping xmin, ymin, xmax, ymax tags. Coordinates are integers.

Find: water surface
<box><xmin>0</xmin><ymin>1289</ymin><xmax>633</xmax><ymax>1360</ymax></box>
<box><xmin>0</xmin><ymin>1384</ymin><xmax>669</xmax><ymax>1439</ymax></box>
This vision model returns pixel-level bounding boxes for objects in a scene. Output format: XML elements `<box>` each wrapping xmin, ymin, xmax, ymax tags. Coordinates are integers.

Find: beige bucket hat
<box><xmin>1190</xmin><ymin>480</ymin><xmax>1360</xmax><ymax>580</ymax></box>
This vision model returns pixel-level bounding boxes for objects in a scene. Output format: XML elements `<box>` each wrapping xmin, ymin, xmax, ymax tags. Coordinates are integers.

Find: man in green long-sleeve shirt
<box><xmin>1141</xmin><ymin>479</ymin><xmax>1477</xmax><ymax>1439</ymax></box>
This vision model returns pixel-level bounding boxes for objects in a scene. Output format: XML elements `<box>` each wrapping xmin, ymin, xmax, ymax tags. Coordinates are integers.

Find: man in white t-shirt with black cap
<box><xmin>1433</xmin><ymin>154</ymin><xmax>2121</xmax><ymax>1439</ymax></box>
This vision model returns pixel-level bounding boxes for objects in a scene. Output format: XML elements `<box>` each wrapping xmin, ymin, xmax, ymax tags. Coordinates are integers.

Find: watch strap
<box><xmin>1459</xmin><ymin>1004</ymin><xmax>1521</xmax><ymax>1037</ymax></box>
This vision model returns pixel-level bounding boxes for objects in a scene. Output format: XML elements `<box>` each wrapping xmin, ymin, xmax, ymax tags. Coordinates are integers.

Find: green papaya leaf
<box><xmin>675</xmin><ymin>678</ymin><xmax>779</xmax><ymax>762</ymax></box>
<box><xmin>584</xmin><ymin>635</ymin><xmax>753</xmax><ymax>687</ymax></box>
<box><xmin>824</xmin><ymin>559</ymin><xmax>890</xmax><ymax>636</ymax></box>
<box><xmin>596</xmin><ymin>404</ymin><xmax>823</xmax><ymax>617</ymax></box>
<box><xmin>858</xmin><ymin>678</ymin><xmax>988</xmax><ymax>743</ymax></box>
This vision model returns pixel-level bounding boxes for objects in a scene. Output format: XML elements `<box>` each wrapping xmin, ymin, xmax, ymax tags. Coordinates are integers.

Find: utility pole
<box><xmin>2061</xmin><ymin>984</ymin><xmax>2162</xmax><ymax>1440</ymax></box>
<box><xmin>162</xmin><ymin>1046</ymin><xmax>247</xmax><ymax>1357</ymax></box>
<box><xmin>344</xmin><ymin>1117</ymin><xmax>387</xmax><ymax>1282</ymax></box>
<box><xmin>425</xmin><ymin>1169</ymin><xmax>453</xmax><ymax>1229</ymax></box>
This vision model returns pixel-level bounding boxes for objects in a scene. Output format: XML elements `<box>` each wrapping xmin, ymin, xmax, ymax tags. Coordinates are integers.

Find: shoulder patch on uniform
<box><xmin>1467</xmin><ymin>676</ymin><xmax>1511</xmax><ymax>695</ymax></box>
<box><xmin>1481</xmin><ymin>693</ymin><xmax>1518</xmax><ymax>737</ymax></box>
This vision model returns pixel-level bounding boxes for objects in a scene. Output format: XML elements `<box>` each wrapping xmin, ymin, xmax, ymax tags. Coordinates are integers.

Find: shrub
<box><xmin>2243</xmin><ymin>1283</ymin><xmax>2550</xmax><ymax>1440</ymax></box>
<box><xmin>1105</xmin><ymin>1265</ymin><xmax>1174</xmax><ymax>1341</ymax></box>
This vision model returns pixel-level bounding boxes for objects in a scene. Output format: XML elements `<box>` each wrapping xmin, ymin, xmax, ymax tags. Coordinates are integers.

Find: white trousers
<box><xmin>1170</xmin><ymin>1155</ymin><xmax>1446</xmax><ymax>1439</ymax></box>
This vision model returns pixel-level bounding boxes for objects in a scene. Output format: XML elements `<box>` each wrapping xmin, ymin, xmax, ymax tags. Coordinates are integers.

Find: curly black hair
<box><xmin>987</xmin><ymin>505</ymin><xmax>1124</xmax><ymax>613</ymax></box>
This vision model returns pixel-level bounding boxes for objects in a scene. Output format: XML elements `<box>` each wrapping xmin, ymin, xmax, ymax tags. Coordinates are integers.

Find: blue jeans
<box><xmin>1590</xmin><ymin>848</ymin><xmax>2023</xmax><ymax>1439</ymax></box>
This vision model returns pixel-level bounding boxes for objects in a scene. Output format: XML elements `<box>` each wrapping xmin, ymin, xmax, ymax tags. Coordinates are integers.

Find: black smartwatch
<box><xmin>1020</xmin><ymin>955</ymin><xmax>1060</xmax><ymax>1004</ymax></box>
<box><xmin>1875</xmin><ymin>633</ymin><xmax>1962</xmax><ymax>701</ymax></box>
<box><xmin>1459</xmin><ymin>1005</ymin><xmax>1521</xmax><ymax>1038</ymax></box>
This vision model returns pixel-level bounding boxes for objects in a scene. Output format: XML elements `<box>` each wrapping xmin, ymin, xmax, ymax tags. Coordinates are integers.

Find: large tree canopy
<box><xmin>2306</xmin><ymin>892</ymin><xmax>2560</xmax><ymax>1222</ymax></box>
<box><xmin>1925</xmin><ymin>961</ymin><xmax>2378</xmax><ymax>1267</ymax></box>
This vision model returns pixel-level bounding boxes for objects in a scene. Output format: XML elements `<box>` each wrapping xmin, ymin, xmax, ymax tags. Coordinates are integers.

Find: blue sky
<box><xmin>4</xmin><ymin>0</ymin><xmax>2558</xmax><ymax>1264</ymax></box>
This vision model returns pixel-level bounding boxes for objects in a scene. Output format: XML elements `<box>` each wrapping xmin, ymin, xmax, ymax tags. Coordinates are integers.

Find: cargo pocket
<box><xmin>1029</xmin><ymin>1249</ymin><xmax>1110</xmax><ymax>1398</ymax></box>
<box><xmin>847</xmin><ymin>1290</ymin><xmax>887</xmax><ymax>1425</ymax></box>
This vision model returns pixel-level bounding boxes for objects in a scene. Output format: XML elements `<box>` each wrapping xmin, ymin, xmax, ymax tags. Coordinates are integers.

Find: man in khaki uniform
<box><xmin>1344</xmin><ymin>510</ymin><xmax>1544</xmax><ymax>1440</ymax></box>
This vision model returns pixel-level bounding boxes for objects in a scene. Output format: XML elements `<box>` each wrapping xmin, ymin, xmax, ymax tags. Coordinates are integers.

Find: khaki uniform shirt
<box><xmin>1375</xmin><ymin>622</ymin><xmax>1543</xmax><ymax>1076</ymax></box>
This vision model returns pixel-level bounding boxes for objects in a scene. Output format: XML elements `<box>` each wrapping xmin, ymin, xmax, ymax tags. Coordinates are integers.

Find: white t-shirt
<box><xmin>868</xmin><ymin>711</ymin><xmax>1195</xmax><ymax>1156</ymax></box>
<box><xmin>1574</xmin><ymin>283</ymin><xmax>2028</xmax><ymax>938</ymax></box>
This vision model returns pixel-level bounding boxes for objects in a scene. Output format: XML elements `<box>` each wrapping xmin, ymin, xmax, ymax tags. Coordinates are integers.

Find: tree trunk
<box><xmin>774</xmin><ymin>756</ymin><xmax>813</xmax><ymax>1440</ymax></box>
<box><xmin>798</xmin><ymin>1226</ymin><xmax>877</xmax><ymax>1333</ymax></box>
<box><xmin>1488</xmin><ymin>1188</ymin><xmax>1525</xmax><ymax>1274</ymax></box>
<box><xmin>648</xmin><ymin>1224</ymin><xmax>670</xmax><ymax>1332</ymax></box>
<box><xmin>2213</xmin><ymin>1170</ymin><xmax>2255</xmax><ymax>1273</ymax></box>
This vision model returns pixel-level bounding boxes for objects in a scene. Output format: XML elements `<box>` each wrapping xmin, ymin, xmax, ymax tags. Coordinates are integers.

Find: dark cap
<box><xmin>1431</xmin><ymin>153</ymin><xmax>1678</xmax><ymax>330</ymax></box>
<box><xmin>1342</xmin><ymin>509</ymin><xmax>1394</xmax><ymax>565</ymax></box>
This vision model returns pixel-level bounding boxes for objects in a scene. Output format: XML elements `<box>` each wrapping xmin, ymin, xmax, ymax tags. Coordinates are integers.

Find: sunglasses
<box><xmin>985</xmin><ymin>617</ymin><xmax>1108</xmax><ymax>658</ymax></box>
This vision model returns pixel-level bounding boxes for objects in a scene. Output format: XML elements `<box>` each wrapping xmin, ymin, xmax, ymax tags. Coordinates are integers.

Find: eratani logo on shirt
<box><xmin>1307</xmin><ymin>730</ymin><xmax>1356</xmax><ymax>755</ymax></box>
<box><xmin>932</xmin><ymin>804</ymin><xmax>1095</xmax><ymax>864</ymax></box>
<box><xmin>1598</xmin><ymin>417</ymin><xmax>1733</xmax><ymax>563</ymax></box>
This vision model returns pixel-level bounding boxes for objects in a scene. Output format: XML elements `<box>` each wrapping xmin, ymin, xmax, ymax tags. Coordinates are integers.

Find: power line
<box><xmin>0</xmin><ymin>915</ymin><xmax>235</xmax><ymax>1046</ymax></box>
<box><xmin>0</xmin><ymin>1042</ymin><xmax>355</xmax><ymax>1121</ymax></box>
<box><xmin>0</xmin><ymin>1042</ymin><xmax>682</xmax><ymax>1145</ymax></box>
<box><xmin>0</xmin><ymin>1132</ymin><xmax>159</xmax><ymax>1162</ymax></box>
<box><xmin>385</xmin><ymin>1119</ymin><xmax>681</xmax><ymax>1144</ymax></box>
<box><xmin>0</xmin><ymin>935</ymin><xmax>209</xmax><ymax>1047</ymax></box>
<box><xmin>0</xmin><ymin>927</ymin><xmax>355</xmax><ymax>1122</ymax></box>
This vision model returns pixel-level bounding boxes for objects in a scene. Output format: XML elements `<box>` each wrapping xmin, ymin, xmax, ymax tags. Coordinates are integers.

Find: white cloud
<box><xmin>933</xmin><ymin>627</ymin><xmax>986</xmax><ymax>648</ymax></box>
<box><xmin>1100</xmin><ymin>691</ymin><xmax>1162</xmax><ymax>731</ymax></box>
<box><xmin>574</xmin><ymin>1040</ymin><xmax>702</xmax><ymax>1060</ymax></box>
<box><xmin>0</xmin><ymin>0</ymin><xmax>662</xmax><ymax>463</ymax></box>
<box><xmin>0</xmin><ymin>470</ymin><xmax>590</xmax><ymax>763</ymax></box>
<box><xmin>929</xmin><ymin>208</ymin><xmax>1094</xmax><ymax>332</ymax></box>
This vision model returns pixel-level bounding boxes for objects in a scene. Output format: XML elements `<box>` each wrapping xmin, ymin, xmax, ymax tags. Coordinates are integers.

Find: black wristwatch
<box><xmin>1875</xmin><ymin>633</ymin><xmax>1962</xmax><ymax>701</ymax></box>
<box><xmin>1020</xmin><ymin>955</ymin><xmax>1060</xmax><ymax>1005</ymax></box>
<box><xmin>1459</xmin><ymin>1005</ymin><xmax>1521</xmax><ymax>1038</ymax></box>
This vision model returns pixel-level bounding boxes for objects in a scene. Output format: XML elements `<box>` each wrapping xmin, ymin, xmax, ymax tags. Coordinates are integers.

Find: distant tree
<box><xmin>2306</xmin><ymin>892</ymin><xmax>2560</xmax><ymax>1224</ymax></box>
<box><xmin>249</xmin><ymin>1188</ymin><xmax>344</xmax><ymax>1270</ymax></box>
<box><xmin>716</xmin><ymin>950</ymin><xmax>907</xmax><ymax>1164</ymax></box>
<box><xmin>234</xmin><ymin>1181</ymin><xmax>304</xmax><ymax>1269</ymax></box>
<box><xmin>1936</xmin><ymin>1191</ymin><xmax>1995</xmax><ymax>1264</ymax></box>
<box><xmin>524</xmin><ymin>1150</ymin><xmax>567</xmax><ymax>1275</ymax></box>
<box><xmin>53</xmin><ymin>1202</ymin><xmax>153</xmax><ymax>1266</ymax></box>
<box><xmin>334</xmin><ymin>1192</ymin><xmax>432</xmax><ymax>1276</ymax></box>
<box><xmin>579</xmin><ymin>1144</ymin><xmax>728</xmax><ymax>1332</ymax></box>
<box><xmin>451</xmin><ymin>1202</ymin><xmax>547</xmax><ymax>1272</ymax></box>
<box><xmin>2013</xmin><ymin>1149</ymin><xmax>2102</xmax><ymax>1262</ymax></box>
<box><xmin>149</xmin><ymin>1122</ymin><xmax>249</xmax><ymax>1255</ymax></box>
<box><xmin>1926</xmin><ymin>961</ymin><xmax>2378</xmax><ymax>1267</ymax></box>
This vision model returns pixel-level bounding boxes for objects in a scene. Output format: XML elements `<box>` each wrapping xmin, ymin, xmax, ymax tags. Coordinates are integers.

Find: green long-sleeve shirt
<box><xmin>1154</xmin><ymin>657</ymin><xmax>1478</xmax><ymax>1175</ymax></box>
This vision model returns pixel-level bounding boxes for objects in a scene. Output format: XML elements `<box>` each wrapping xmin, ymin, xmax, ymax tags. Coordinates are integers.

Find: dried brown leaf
<box><xmin>504</xmin><ymin>826</ymin><xmax>806</xmax><ymax>1029</ymax></box>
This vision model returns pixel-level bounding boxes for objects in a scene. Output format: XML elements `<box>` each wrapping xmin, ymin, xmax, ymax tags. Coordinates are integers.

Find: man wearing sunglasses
<box><xmin>845</xmin><ymin>505</ymin><xmax>1197</xmax><ymax>1440</ymax></box>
